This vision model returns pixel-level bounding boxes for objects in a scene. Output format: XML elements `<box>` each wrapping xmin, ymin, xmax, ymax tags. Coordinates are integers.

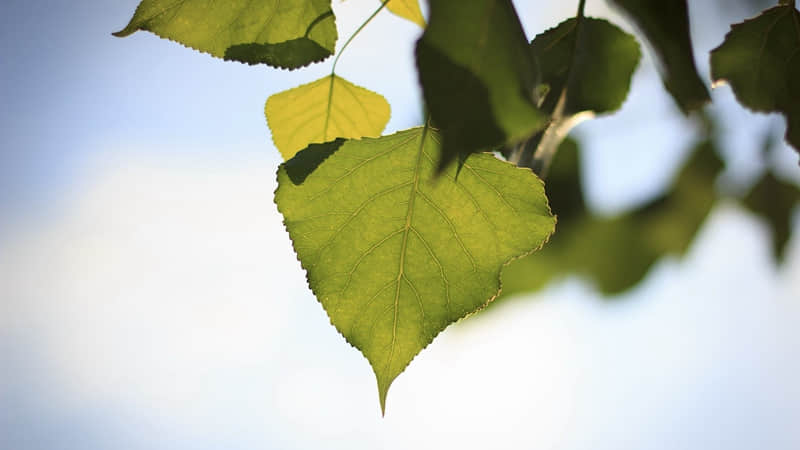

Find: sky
<box><xmin>1</xmin><ymin>1</ymin><xmax>799</xmax><ymax>449</ymax></box>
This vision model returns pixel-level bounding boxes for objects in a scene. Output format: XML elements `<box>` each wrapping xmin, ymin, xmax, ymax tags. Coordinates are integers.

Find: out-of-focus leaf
<box><xmin>743</xmin><ymin>172</ymin><xmax>800</xmax><ymax>261</ymax></box>
<box><xmin>266</xmin><ymin>75</ymin><xmax>391</xmax><ymax>160</ymax></box>
<box><xmin>114</xmin><ymin>0</ymin><xmax>337</xmax><ymax>69</ymax></box>
<box><xmin>385</xmin><ymin>0</ymin><xmax>426</xmax><ymax>27</ymax></box>
<box><xmin>415</xmin><ymin>0</ymin><xmax>546</xmax><ymax>170</ymax></box>
<box><xmin>608</xmin><ymin>0</ymin><xmax>710</xmax><ymax>113</ymax></box>
<box><xmin>517</xmin><ymin>17</ymin><xmax>640</xmax><ymax>172</ymax></box>
<box><xmin>710</xmin><ymin>3</ymin><xmax>800</xmax><ymax>155</ymax></box>
<box><xmin>275</xmin><ymin>127</ymin><xmax>555</xmax><ymax>413</ymax></box>
<box><xmin>500</xmin><ymin>137</ymin><xmax>723</xmax><ymax>299</ymax></box>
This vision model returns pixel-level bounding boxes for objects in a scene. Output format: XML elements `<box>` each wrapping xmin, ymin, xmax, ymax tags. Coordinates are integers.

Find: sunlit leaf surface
<box><xmin>275</xmin><ymin>127</ymin><xmax>555</xmax><ymax>412</ymax></box>
<box><xmin>385</xmin><ymin>0</ymin><xmax>425</xmax><ymax>27</ymax></box>
<box><xmin>114</xmin><ymin>0</ymin><xmax>337</xmax><ymax>68</ymax></box>
<box><xmin>266</xmin><ymin>75</ymin><xmax>391</xmax><ymax>160</ymax></box>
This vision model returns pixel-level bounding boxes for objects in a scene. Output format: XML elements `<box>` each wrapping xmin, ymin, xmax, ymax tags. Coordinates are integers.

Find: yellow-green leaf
<box><xmin>266</xmin><ymin>75</ymin><xmax>391</xmax><ymax>160</ymax></box>
<box><xmin>275</xmin><ymin>127</ymin><xmax>555</xmax><ymax>412</ymax></box>
<box><xmin>385</xmin><ymin>0</ymin><xmax>426</xmax><ymax>27</ymax></box>
<box><xmin>114</xmin><ymin>0</ymin><xmax>337</xmax><ymax>69</ymax></box>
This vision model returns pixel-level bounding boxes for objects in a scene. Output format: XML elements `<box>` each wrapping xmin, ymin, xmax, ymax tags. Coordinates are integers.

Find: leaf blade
<box><xmin>415</xmin><ymin>0</ymin><xmax>546</xmax><ymax>170</ymax></box>
<box><xmin>385</xmin><ymin>0</ymin><xmax>426</xmax><ymax>27</ymax></box>
<box><xmin>266</xmin><ymin>75</ymin><xmax>391</xmax><ymax>160</ymax></box>
<box><xmin>114</xmin><ymin>0</ymin><xmax>337</xmax><ymax>68</ymax></box>
<box><xmin>608</xmin><ymin>0</ymin><xmax>710</xmax><ymax>113</ymax></box>
<box><xmin>275</xmin><ymin>127</ymin><xmax>555</xmax><ymax>412</ymax></box>
<box><xmin>710</xmin><ymin>4</ymin><xmax>800</xmax><ymax>155</ymax></box>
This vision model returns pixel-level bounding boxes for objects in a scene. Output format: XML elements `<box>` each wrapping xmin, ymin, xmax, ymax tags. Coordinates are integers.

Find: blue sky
<box><xmin>1</xmin><ymin>1</ymin><xmax>799</xmax><ymax>449</ymax></box>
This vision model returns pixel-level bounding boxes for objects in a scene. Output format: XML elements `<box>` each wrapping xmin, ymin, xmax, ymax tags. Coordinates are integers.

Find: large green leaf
<box><xmin>114</xmin><ymin>0</ymin><xmax>337</xmax><ymax>69</ymax></box>
<box><xmin>500</xmin><ymin>136</ymin><xmax>723</xmax><ymax>299</ymax></box>
<box><xmin>385</xmin><ymin>0</ymin><xmax>426</xmax><ymax>27</ymax></box>
<box><xmin>514</xmin><ymin>17</ymin><xmax>640</xmax><ymax>173</ymax></box>
<box><xmin>415</xmin><ymin>0</ymin><xmax>546</xmax><ymax>170</ymax></box>
<box><xmin>275</xmin><ymin>127</ymin><xmax>555</xmax><ymax>412</ymax></box>
<box><xmin>265</xmin><ymin>75</ymin><xmax>391</xmax><ymax>160</ymax></box>
<box><xmin>608</xmin><ymin>0</ymin><xmax>710</xmax><ymax>113</ymax></box>
<box><xmin>710</xmin><ymin>3</ymin><xmax>800</xmax><ymax>155</ymax></box>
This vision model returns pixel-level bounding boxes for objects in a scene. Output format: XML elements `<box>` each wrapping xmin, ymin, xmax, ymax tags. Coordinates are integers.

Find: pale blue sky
<box><xmin>1</xmin><ymin>1</ymin><xmax>798</xmax><ymax>449</ymax></box>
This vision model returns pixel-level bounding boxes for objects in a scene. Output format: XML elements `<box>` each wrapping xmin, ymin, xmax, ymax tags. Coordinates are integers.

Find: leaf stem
<box><xmin>577</xmin><ymin>0</ymin><xmax>587</xmax><ymax>18</ymax></box>
<box><xmin>331</xmin><ymin>0</ymin><xmax>390</xmax><ymax>75</ymax></box>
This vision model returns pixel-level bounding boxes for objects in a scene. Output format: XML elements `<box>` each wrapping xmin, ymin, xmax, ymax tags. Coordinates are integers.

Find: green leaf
<box><xmin>500</xmin><ymin>136</ymin><xmax>723</xmax><ymax>299</ymax></box>
<box><xmin>266</xmin><ymin>75</ymin><xmax>391</xmax><ymax>160</ymax></box>
<box><xmin>275</xmin><ymin>127</ymin><xmax>555</xmax><ymax>412</ymax></box>
<box><xmin>710</xmin><ymin>3</ymin><xmax>800</xmax><ymax>155</ymax></box>
<box><xmin>608</xmin><ymin>0</ymin><xmax>710</xmax><ymax>113</ymax></box>
<box><xmin>415</xmin><ymin>0</ymin><xmax>546</xmax><ymax>170</ymax></box>
<box><xmin>385</xmin><ymin>0</ymin><xmax>426</xmax><ymax>27</ymax></box>
<box><xmin>743</xmin><ymin>171</ymin><xmax>800</xmax><ymax>262</ymax></box>
<box><xmin>532</xmin><ymin>18</ymin><xmax>640</xmax><ymax>116</ymax></box>
<box><xmin>113</xmin><ymin>0</ymin><xmax>337</xmax><ymax>69</ymax></box>
<box><xmin>514</xmin><ymin>17</ymin><xmax>640</xmax><ymax>172</ymax></box>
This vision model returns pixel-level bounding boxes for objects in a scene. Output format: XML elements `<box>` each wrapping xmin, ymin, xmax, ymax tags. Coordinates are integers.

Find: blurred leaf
<box><xmin>266</xmin><ymin>75</ymin><xmax>391</xmax><ymax>160</ymax></box>
<box><xmin>385</xmin><ymin>0</ymin><xmax>426</xmax><ymax>27</ymax></box>
<box><xmin>415</xmin><ymin>0</ymin><xmax>546</xmax><ymax>170</ymax></box>
<box><xmin>710</xmin><ymin>3</ymin><xmax>800</xmax><ymax>155</ymax></box>
<box><xmin>743</xmin><ymin>172</ymin><xmax>800</xmax><ymax>261</ymax></box>
<box><xmin>275</xmin><ymin>127</ymin><xmax>555</xmax><ymax>412</ymax></box>
<box><xmin>608</xmin><ymin>0</ymin><xmax>710</xmax><ymax>113</ymax></box>
<box><xmin>517</xmin><ymin>17</ymin><xmax>640</xmax><ymax>172</ymax></box>
<box><xmin>500</xmin><ymin>137</ymin><xmax>723</xmax><ymax>299</ymax></box>
<box><xmin>114</xmin><ymin>0</ymin><xmax>337</xmax><ymax>68</ymax></box>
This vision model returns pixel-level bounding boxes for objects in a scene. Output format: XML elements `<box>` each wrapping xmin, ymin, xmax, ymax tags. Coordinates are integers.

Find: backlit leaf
<box><xmin>275</xmin><ymin>127</ymin><xmax>555</xmax><ymax>412</ymax></box>
<box><xmin>710</xmin><ymin>3</ymin><xmax>800</xmax><ymax>155</ymax></box>
<box><xmin>266</xmin><ymin>75</ymin><xmax>391</xmax><ymax>160</ymax></box>
<box><xmin>385</xmin><ymin>0</ymin><xmax>426</xmax><ymax>27</ymax></box>
<box><xmin>415</xmin><ymin>0</ymin><xmax>546</xmax><ymax>170</ymax></box>
<box><xmin>114</xmin><ymin>0</ymin><xmax>337</xmax><ymax>69</ymax></box>
<box><xmin>608</xmin><ymin>0</ymin><xmax>710</xmax><ymax>113</ymax></box>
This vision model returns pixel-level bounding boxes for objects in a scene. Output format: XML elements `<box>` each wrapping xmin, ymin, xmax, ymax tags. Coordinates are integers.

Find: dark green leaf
<box><xmin>275</xmin><ymin>127</ymin><xmax>555</xmax><ymax>412</ymax></box>
<box><xmin>415</xmin><ymin>0</ymin><xmax>546</xmax><ymax>170</ymax></box>
<box><xmin>532</xmin><ymin>17</ymin><xmax>641</xmax><ymax>116</ymax></box>
<box><xmin>608</xmin><ymin>0</ymin><xmax>710</xmax><ymax>113</ymax></box>
<box><xmin>114</xmin><ymin>0</ymin><xmax>337</xmax><ymax>68</ymax></box>
<box><xmin>710</xmin><ymin>3</ymin><xmax>800</xmax><ymax>155</ymax></box>
<box><xmin>743</xmin><ymin>172</ymin><xmax>800</xmax><ymax>261</ymax></box>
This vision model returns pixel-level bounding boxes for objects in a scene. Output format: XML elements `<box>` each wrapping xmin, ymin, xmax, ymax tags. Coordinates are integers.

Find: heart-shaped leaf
<box><xmin>275</xmin><ymin>127</ymin><xmax>555</xmax><ymax>412</ymax></box>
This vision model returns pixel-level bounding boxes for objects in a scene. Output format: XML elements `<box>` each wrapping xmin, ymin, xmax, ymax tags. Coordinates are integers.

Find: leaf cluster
<box><xmin>115</xmin><ymin>0</ymin><xmax>800</xmax><ymax>413</ymax></box>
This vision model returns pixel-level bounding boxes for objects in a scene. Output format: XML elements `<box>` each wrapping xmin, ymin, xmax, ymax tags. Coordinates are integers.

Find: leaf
<box><xmin>275</xmin><ymin>127</ymin><xmax>555</xmax><ymax>412</ymax></box>
<box><xmin>743</xmin><ymin>172</ymin><xmax>800</xmax><ymax>262</ymax></box>
<box><xmin>608</xmin><ymin>0</ymin><xmax>710</xmax><ymax>113</ymax></box>
<box><xmin>514</xmin><ymin>17</ymin><xmax>640</xmax><ymax>172</ymax></box>
<box><xmin>113</xmin><ymin>0</ymin><xmax>337</xmax><ymax>69</ymax></box>
<box><xmin>499</xmin><ymin>136</ymin><xmax>723</xmax><ymax>299</ymax></box>
<box><xmin>415</xmin><ymin>0</ymin><xmax>546</xmax><ymax>170</ymax></box>
<box><xmin>385</xmin><ymin>0</ymin><xmax>426</xmax><ymax>27</ymax></box>
<box><xmin>710</xmin><ymin>3</ymin><xmax>800</xmax><ymax>155</ymax></box>
<box><xmin>266</xmin><ymin>75</ymin><xmax>391</xmax><ymax>160</ymax></box>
